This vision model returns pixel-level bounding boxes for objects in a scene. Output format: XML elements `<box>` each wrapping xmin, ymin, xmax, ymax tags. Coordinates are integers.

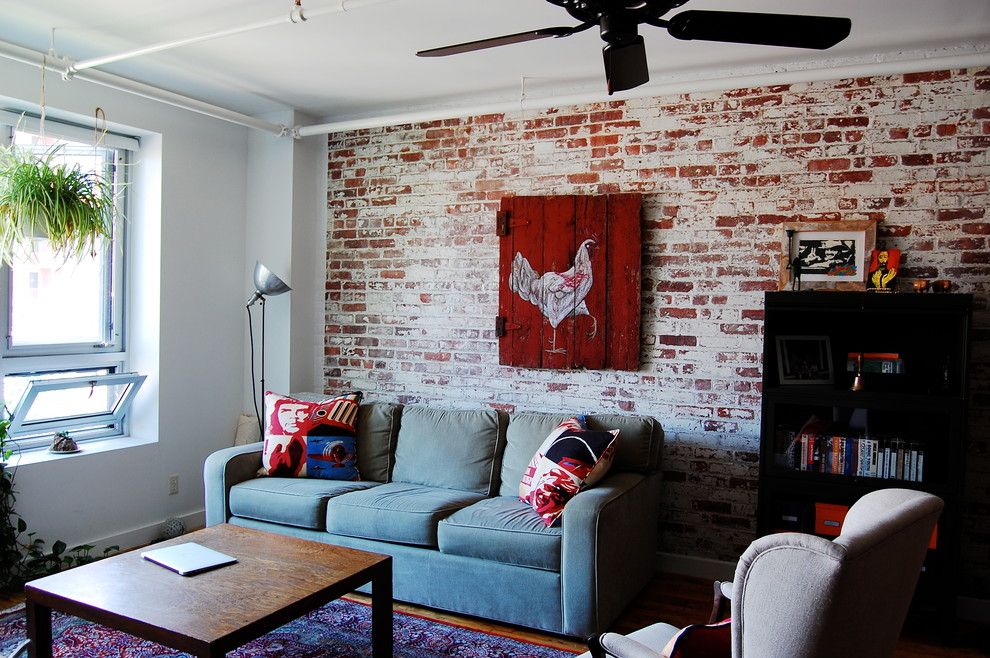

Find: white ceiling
<box><xmin>1</xmin><ymin>0</ymin><xmax>988</xmax><ymax>125</ymax></box>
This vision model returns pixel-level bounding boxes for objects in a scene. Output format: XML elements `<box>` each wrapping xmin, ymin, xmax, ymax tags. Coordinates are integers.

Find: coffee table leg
<box><xmin>371</xmin><ymin>560</ymin><xmax>393</xmax><ymax>658</ymax></box>
<box><xmin>26</xmin><ymin>601</ymin><xmax>52</xmax><ymax>658</ymax></box>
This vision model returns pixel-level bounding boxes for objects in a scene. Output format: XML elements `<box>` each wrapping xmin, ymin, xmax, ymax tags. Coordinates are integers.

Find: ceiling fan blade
<box><xmin>417</xmin><ymin>26</ymin><xmax>576</xmax><ymax>57</ymax></box>
<box><xmin>666</xmin><ymin>11</ymin><xmax>851</xmax><ymax>50</ymax></box>
<box><xmin>603</xmin><ymin>35</ymin><xmax>650</xmax><ymax>95</ymax></box>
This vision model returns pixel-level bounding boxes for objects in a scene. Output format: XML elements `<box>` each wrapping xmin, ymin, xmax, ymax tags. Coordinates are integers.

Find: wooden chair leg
<box><xmin>587</xmin><ymin>632</ymin><xmax>609</xmax><ymax>658</ymax></box>
<box><xmin>708</xmin><ymin>580</ymin><xmax>730</xmax><ymax>624</ymax></box>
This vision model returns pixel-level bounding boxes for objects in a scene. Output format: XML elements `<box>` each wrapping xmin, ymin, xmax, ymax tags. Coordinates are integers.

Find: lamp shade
<box><xmin>253</xmin><ymin>261</ymin><xmax>291</xmax><ymax>296</ymax></box>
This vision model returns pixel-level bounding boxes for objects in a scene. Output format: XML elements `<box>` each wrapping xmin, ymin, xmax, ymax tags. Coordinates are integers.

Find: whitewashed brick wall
<box><xmin>325</xmin><ymin>68</ymin><xmax>990</xmax><ymax>590</ymax></box>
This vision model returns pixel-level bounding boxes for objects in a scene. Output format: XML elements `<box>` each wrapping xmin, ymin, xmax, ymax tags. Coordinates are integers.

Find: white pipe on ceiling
<box><xmin>71</xmin><ymin>0</ymin><xmax>402</xmax><ymax>73</ymax></box>
<box><xmin>0</xmin><ymin>39</ymin><xmax>287</xmax><ymax>135</ymax></box>
<box><xmin>297</xmin><ymin>51</ymin><xmax>990</xmax><ymax>137</ymax></box>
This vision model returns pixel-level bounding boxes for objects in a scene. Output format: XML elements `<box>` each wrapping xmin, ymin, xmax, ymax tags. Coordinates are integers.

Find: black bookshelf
<box><xmin>757</xmin><ymin>291</ymin><xmax>972</xmax><ymax>632</ymax></box>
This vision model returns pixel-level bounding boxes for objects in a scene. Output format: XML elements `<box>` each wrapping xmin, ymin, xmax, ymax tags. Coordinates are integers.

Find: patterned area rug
<box><xmin>0</xmin><ymin>598</ymin><xmax>578</xmax><ymax>657</ymax></box>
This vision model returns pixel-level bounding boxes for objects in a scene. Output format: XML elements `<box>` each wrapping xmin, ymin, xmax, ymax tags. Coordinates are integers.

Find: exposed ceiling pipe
<box><xmin>0</xmin><ymin>39</ymin><xmax>287</xmax><ymax>135</ymax></box>
<box><xmin>296</xmin><ymin>50</ymin><xmax>990</xmax><ymax>137</ymax></box>
<box><xmin>69</xmin><ymin>0</ymin><xmax>402</xmax><ymax>74</ymax></box>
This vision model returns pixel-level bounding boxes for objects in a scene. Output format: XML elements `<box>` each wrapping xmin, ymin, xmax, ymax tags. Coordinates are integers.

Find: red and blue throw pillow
<box><xmin>260</xmin><ymin>392</ymin><xmax>362</xmax><ymax>480</ymax></box>
<box><xmin>519</xmin><ymin>416</ymin><xmax>619</xmax><ymax>526</ymax></box>
<box><xmin>661</xmin><ymin>619</ymin><xmax>731</xmax><ymax>658</ymax></box>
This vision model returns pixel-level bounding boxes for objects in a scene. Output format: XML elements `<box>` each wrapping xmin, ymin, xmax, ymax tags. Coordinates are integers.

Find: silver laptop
<box><xmin>141</xmin><ymin>542</ymin><xmax>237</xmax><ymax>576</ymax></box>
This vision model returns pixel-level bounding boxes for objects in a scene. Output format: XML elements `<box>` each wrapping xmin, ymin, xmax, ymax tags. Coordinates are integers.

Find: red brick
<box><xmin>807</xmin><ymin>158</ymin><xmax>850</xmax><ymax>171</ymax></box>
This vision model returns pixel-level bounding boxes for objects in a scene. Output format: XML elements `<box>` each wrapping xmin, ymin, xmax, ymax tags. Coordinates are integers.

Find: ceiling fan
<box><xmin>417</xmin><ymin>1</ymin><xmax>852</xmax><ymax>94</ymax></box>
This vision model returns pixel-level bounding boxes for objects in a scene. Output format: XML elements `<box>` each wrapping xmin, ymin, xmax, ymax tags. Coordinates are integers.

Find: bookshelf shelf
<box><xmin>757</xmin><ymin>290</ymin><xmax>972</xmax><ymax>633</ymax></box>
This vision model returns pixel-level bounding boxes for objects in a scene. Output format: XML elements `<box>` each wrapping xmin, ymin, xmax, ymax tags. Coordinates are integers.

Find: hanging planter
<box><xmin>0</xmin><ymin>142</ymin><xmax>117</xmax><ymax>266</ymax></box>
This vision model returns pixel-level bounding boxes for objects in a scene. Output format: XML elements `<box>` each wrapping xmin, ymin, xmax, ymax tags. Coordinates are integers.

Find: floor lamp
<box><xmin>246</xmin><ymin>261</ymin><xmax>291</xmax><ymax>437</ymax></box>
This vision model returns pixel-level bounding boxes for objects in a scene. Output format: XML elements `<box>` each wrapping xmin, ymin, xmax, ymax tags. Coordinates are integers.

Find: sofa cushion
<box><xmin>259</xmin><ymin>391</ymin><xmax>362</xmax><ymax>479</ymax></box>
<box><xmin>326</xmin><ymin>482</ymin><xmax>486</xmax><ymax>547</ymax></box>
<box><xmin>391</xmin><ymin>407</ymin><xmax>505</xmax><ymax>495</ymax></box>
<box><xmin>355</xmin><ymin>402</ymin><xmax>402</xmax><ymax>482</ymax></box>
<box><xmin>438</xmin><ymin>497</ymin><xmax>562</xmax><ymax>571</ymax></box>
<box><xmin>500</xmin><ymin>411</ymin><xmax>661</xmax><ymax>496</ymax></box>
<box><xmin>229</xmin><ymin>477</ymin><xmax>378</xmax><ymax>530</ymax></box>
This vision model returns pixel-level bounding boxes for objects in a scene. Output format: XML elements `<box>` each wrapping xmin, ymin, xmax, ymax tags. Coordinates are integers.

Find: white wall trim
<box><xmin>85</xmin><ymin>510</ymin><xmax>206</xmax><ymax>554</ymax></box>
<box><xmin>656</xmin><ymin>551</ymin><xmax>736</xmax><ymax>582</ymax></box>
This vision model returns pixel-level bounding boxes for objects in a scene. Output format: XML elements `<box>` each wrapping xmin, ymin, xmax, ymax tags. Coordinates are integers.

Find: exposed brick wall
<box><xmin>325</xmin><ymin>68</ymin><xmax>990</xmax><ymax>591</ymax></box>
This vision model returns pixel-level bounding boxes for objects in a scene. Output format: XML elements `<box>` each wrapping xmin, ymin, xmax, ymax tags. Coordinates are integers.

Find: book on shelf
<box><xmin>779</xmin><ymin>431</ymin><xmax>923</xmax><ymax>482</ymax></box>
<box><xmin>846</xmin><ymin>351</ymin><xmax>905</xmax><ymax>374</ymax></box>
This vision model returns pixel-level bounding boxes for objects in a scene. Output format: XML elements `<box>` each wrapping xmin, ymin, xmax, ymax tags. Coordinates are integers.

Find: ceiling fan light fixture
<box><xmin>603</xmin><ymin>35</ymin><xmax>649</xmax><ymax>95</ymax></box>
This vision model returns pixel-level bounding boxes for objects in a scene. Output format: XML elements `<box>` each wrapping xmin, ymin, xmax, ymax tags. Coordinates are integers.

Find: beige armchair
<box><xmin>583</xmin><ymin>488</ymin><xmax>943</xmax><ymax>658</ymax></box>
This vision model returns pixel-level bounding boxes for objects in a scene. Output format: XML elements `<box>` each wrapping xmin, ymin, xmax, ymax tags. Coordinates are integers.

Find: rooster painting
<box><xmin>509</xmin><ymin>238</ymin><xmax>598</xmax><ymax>353</ymax></box>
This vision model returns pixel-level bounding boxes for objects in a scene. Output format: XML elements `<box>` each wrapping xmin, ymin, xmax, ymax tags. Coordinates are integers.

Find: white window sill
<box><xmin>5</xmin><ymin>435</ymin><xmax>158</xmax><ymax>468</ymax></box>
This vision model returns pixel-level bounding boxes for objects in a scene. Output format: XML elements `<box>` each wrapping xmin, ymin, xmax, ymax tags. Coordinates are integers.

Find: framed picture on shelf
<box><xmin>776</xmin><ymin>335</ymin><xmax>834</xmax><ymax>385</ymax></box>
<box><xmin>779</xmin><ymin>220</ymin><xmax>877</xmax><ymax>291</ymax></box>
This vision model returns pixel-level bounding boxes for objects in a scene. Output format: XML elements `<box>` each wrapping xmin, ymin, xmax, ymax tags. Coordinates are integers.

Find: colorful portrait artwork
<box><xmin>260</xmin><ymin>391</ymin><xmax>362</xmax><ymax>480</ymax></box>
<box><xmin>520</xmin><ymin>416</ymin><xmax>619</xmax><ymax>526</ymax></box>
<box><xmin>866</xmin><ymin>248</ymin><xmax>901</xmax><ymax>293</ymax></box>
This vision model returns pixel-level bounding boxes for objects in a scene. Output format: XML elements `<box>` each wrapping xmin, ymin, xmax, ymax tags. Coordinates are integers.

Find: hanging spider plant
<box><xmin>0</xmin><ymin>142</ymin><xmax>117</xmax><ymax>266</ymax></box>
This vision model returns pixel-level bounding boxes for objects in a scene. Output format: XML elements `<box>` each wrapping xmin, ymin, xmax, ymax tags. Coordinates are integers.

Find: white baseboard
<box><xmin>656</xmin><ymin>552</ymin><xmax>735</xmax><ymax>582</ymax></box>
<box><xmin>85</xmin><ymin>509</ymin><xmax>206</xmax><ymax>553</ymax></box>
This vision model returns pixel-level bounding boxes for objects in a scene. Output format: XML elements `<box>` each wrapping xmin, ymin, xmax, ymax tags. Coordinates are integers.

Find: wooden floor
<box><xmin>3</xmin><ymin>572</ymin><xmax>987</xmax><ymax>656</ymax></box>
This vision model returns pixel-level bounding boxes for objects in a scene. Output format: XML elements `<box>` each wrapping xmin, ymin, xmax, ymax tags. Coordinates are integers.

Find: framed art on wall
<box><xmin>776</xmin><ymin>335</ymin><xmax>834</xmax><ymax>385</ymax></box>
<box><xmin>779</xmin><ymin>221</ymin><xmax>877</xmax><ymax>291</ymax></box>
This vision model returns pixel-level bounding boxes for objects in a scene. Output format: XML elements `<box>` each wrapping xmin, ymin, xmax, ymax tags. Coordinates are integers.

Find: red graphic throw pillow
<box><xmin>520</xmin><ymin>416</ymin><xmax>619</xmax><ymax>526</ymax></box>
<box><xmin>260</xmin><ymin>392</ymin><xmax>362</xmax><ymax>480</ymax></box>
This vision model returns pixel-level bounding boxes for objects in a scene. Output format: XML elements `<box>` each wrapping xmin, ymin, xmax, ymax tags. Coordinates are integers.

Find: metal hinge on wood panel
<box><xmin>495</xmin><ymin>316</ymin><xmax>521</xmax><ymax>337</ymax></box>
<box><xmin>496</xmin><ymin>211</ymin><xmax>530</xmax><ymax>236</ymax></box>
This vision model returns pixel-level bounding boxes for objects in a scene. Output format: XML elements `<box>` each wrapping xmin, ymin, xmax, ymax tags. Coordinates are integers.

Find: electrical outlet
<box><xmin>168</xmin><ymin>474</ymin><xmax>179</xmax><ymax>496</ymax></box>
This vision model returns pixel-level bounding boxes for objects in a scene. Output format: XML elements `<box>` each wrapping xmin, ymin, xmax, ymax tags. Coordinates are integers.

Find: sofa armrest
<box><xmin>561</xmin><ymin>471</ymin><xmax>662</xmax><ymax>637</ymax></box>
<box><xmin>203</xmin><ymin>442</ymin><xmax>264</xmax><ymax>526</ymax></box>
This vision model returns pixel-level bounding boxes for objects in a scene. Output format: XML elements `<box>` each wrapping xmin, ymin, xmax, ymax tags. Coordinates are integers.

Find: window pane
<box><xmin>7</xmin><ymin>129</ymin><xmax>115</xmax><ymax>349</ymax></box>
<box><xmin>24</xmin><ymin>380</ymin><xmax>130</xmax><ymax>423</ymax></box>
<box><xmin>9</xmin><ymin>240</ymin><xmax>109</xmax><ymax>347</ymax></box>
<box><xmin>3</xmin><ymin>368</ymin><xmax>113</xmax><ymax>413</ymax></box>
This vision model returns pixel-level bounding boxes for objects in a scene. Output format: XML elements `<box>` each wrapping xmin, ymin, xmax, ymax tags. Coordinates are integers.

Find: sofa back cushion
<box><xmin>391</xmin><ymin>407</ymin><xmax>506</xmax><ymax>496</ymax></box>
<box><xmin>356</xmin><ymin>402</ymin><xmax>403</xmax><ymax>482</ymax></box>
<box><xmin>499</xmin><ymin>411</ymin><xmax>662</xmax><ymax>497</ymax></box>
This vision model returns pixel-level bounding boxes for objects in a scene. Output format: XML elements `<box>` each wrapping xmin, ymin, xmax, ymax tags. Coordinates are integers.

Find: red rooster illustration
<box><xmin>509</xmin><ymin>238</ymin><xmax>598</xmax><ymax>353</ymax></box>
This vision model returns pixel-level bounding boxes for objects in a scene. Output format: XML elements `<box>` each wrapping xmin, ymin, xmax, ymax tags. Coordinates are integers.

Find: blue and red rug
<box><xmin>0</xmin><ymin>597</ymin><xmax>578</xmax><ymax>657</ymax></box>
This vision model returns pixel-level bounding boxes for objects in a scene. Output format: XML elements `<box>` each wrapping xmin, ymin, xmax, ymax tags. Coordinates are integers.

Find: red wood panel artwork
<box><xmin>572</xmin><ymin>196</ymin><xmax>607</xmax><ymax>369</ymax></box>
<box><xmin>541</xmin><ymin>196</ymin><xmax>577</xmax><ymax>370</ymax></box>
<box><xmin>605</xmin><ymin>193</ymin><xmax>642</xmax><ymax>371</ymax></box>
<box><xmin>509</xmin><ymin>196</ymin><xmax>545</xmax><ymax>369</ymax></box>
<box><xmin>498</xmin><ymin>193</ymin><xmax>641</xmax><ymax>371</ymax></box>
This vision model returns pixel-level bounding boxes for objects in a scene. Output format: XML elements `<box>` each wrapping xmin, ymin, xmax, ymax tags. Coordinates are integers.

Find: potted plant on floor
<box><xmin>0</xmin><ymin>414</ymin><xmax>24</xmax><ymax>591</ymax></box>
<box><xmin>0</xmin><ymin>140</ymin><xmax>117</xmax><ymax>266</ymax></box>
<box><xmin>0</xmin><ymin>416</ymin><xmax>117</xmax><ymax>591</ymax></box>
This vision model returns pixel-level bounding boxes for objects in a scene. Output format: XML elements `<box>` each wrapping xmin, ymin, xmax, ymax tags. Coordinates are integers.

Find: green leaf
<box><xmin>52</xmin><ymin>540</ymin><xmax>66</xmax><ymax>556</ymax></box>
<box><xmin>17</xmin><ymin>518</ymin><xmax>26</xmax><ymax>533</ymax></box>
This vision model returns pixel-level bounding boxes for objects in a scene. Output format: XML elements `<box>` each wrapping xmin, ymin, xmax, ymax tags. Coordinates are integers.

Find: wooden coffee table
<box><xmin>23</xmin><ymin>524</ymin><xmax>392</xmax><ymax>658</ymax></box>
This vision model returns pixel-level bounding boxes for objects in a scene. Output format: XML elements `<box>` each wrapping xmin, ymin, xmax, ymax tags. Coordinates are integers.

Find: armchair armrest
<box><xmin>561</xmin><ymin>471</ymin><xmax>662</xmax><ymax>637</ymax></box>
<box><xmin>588</xmin><ymin>632</ymin><xmax>663</xmax><ymax>658</ymax></box>
<box><xmin>203</xmin><ymin>442</ymin><xmax>264</xmax><ymax>526</ymax></box>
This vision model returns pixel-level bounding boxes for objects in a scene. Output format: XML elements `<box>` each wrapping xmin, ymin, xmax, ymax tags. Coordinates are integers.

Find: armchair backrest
<box><xmin>731</xmin><ymin>488</ymin><xmax>942</xmax><ymax>658</ymax></box>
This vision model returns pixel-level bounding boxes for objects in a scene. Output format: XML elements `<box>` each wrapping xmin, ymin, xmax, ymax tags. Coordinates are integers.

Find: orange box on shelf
<box><xmin>815</xmin><ymin>501</ymin><xmax>938</xmax><ymax>548</ymax></box>
<box><xmin>815</xmin><ymin>503</ymin><xmax>848</xmax><ymax>536</ymax></box>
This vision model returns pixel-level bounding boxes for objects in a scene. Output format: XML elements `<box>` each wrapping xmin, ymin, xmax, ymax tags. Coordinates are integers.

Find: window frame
<box><xmin>7</xmin><ymin>372</ymin><xmax>146</xmax><ymax>435</ymax></box>
<box><xmin>0</xmin><ymin>114</ymin><xmax>140</xmax><ymax>449</ymax></box>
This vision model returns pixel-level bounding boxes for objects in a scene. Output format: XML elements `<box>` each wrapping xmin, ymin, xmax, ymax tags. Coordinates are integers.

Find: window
<box><xmin>0</xmin><ymin>115</ymin><xmax>144</xmax><ymax>450</ymax></box>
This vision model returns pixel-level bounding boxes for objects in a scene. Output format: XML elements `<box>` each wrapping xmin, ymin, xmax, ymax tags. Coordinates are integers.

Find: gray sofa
<box><xmin>204</xmin><ymin>403</ymin><xmax>663</xmax><ymax>637</ymax></box>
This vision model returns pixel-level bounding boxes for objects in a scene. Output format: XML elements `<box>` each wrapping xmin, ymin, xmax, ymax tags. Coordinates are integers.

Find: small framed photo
<box><xmin>776</xmin><ymin>336</ymin><xmax>834</xmax><ymax>385</ymax></box>
<box><xmin>779</xmin><ymin>221</ymin><xmax>877</xmax><ymax>291</ymax></box>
